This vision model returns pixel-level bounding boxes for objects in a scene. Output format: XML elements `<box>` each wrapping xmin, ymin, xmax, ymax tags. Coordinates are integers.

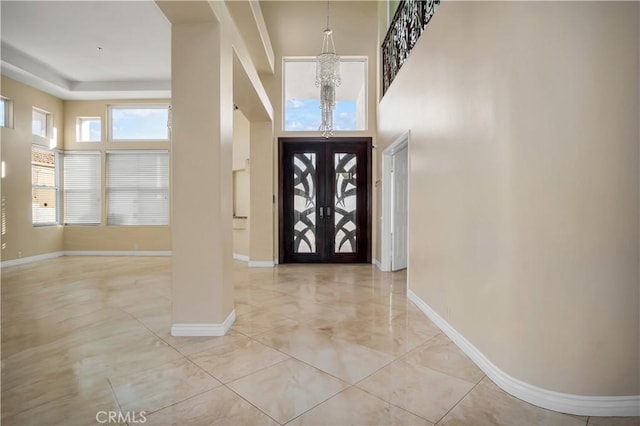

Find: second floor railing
<box><xmin>382</xmin><ymin>0</ymin><xmax>440</xmax><ymax>96</ymax></box>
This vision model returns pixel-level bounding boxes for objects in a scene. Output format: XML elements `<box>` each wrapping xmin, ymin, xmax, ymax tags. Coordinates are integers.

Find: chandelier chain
<box><xmin>317</xmin><ymin>0</ymin><xmax>340</xmax><ymax>138</ymax></box>
<box><xmin>326</xmin><ymin>0</ymin><xmax>330</xmax><ymax>30</ymax></box>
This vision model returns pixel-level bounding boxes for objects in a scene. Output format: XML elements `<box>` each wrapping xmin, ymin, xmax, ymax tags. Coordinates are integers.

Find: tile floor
<box><xmin>1</xmin><ymin>256</ymin><xmax>636</xmax><ymax>426</ymax></box>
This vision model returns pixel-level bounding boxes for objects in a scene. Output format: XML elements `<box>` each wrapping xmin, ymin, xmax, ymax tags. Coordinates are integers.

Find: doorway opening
<box><xmin>381</xmin><ymin>131</ymin><xmax>409</xmax><ymax>272</ymax></box>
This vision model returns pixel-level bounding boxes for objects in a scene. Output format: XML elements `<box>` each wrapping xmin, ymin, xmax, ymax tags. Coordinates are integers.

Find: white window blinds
<box><xmin>64</xmin><ymin>151</ymin><xmax>101</xmax><ymax>224</ymax></box>
<box><xmin>106</xmin><ymin>151</ymin><xmax>169</xmax><ymax>225</ymax></box>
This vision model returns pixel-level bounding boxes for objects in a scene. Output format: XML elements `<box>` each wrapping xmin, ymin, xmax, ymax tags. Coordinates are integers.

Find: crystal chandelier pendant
<box><xmin>316</xmin><ymin>13</ymin><xmax>341</xmax><ymax>138</ymax></box>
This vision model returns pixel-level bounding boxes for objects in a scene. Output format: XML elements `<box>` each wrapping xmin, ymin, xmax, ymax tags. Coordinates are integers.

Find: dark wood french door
<box><xmin>279</xmin><ymin>137</ymin><xmax>372</xmax><ymax>263</ymax></box>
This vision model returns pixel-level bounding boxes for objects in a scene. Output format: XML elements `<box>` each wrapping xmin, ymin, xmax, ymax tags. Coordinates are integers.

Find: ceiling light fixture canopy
<box><xmin>316</xmin><ymin>0</ymin><xmax>341</xmax><ymax>138</ymax></box>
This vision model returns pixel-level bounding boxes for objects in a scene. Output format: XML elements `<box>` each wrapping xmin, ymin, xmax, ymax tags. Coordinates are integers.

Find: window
<box><xmin>76</xmin><ymin>117</ymin><xmax>101</xmax><ymax>142</ymax></box>
<box><xmin>32</xmin><ymin>108</ymin><xmax>50</xmax><ymax>138</ymax></box>
<box><xmin>32</xmin><ymin>146</ymin><xmax>60</xmax><ymax>225</ymax></box>
<box><xmin>64</xmin><ymin>152</ymin><xmax>101</xmax><ymax>224</ymax></box>
<box><xmin>106</xmin><ymin>151</ymin><xmax>169</xmax><ymax>225</ymax></box>
<box><xmin>283</xmin><ymin>57</ymin><xmax>367</xmax><ymax>132</ymax></box>
<box><xmin>108</xmin><ymin>105</ymin><xmax>169</xmax><ymax>141</ymax></box>
<box><xmin>0</xmin><ymin>97</ymin><xmax>12</xmax><ymax>128</ymax></box>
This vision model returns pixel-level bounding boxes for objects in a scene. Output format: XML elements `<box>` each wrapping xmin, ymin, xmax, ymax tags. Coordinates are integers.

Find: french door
<box><xmin>279</xmin><ymin>137</ymin><xmax>371</xmax><ymax>263</ymax></box>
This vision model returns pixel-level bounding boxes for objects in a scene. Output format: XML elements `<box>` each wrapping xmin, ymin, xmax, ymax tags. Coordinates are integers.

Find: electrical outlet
<box><xmin>133</xmin><ymin>244</ymin><xmax>139</xmax><ymax>250</ymax></box>
<box><xmin>17</xmin><ymin>251</ymin><xmax>22</xmax><ymax>259</ymax></box>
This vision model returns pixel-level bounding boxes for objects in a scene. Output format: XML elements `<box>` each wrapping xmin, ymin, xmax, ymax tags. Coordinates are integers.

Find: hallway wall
<box><xmin>377</xmin><ymin>1</ymin><xmax>639</xmax><ymax>397</ymax></box>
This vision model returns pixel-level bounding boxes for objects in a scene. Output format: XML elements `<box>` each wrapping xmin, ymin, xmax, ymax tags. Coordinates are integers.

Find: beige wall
<box><xmin>232</xmin><ymin>108</ymin><xmax>250</xmax><ymax>171</ymax></box>
<box><xmin>64</xmin><ymin>226</ymin><xmax>170</xmax><ymax>252</ymax></box>
<box><xmin>249</xmin><ymin>120</ymin><xmax>274</xmax><ymax>262</ymax></box>
<box><xmin>233</xmin><ymin>108</ymin><xmax>250</xmax><ymax>257</ymax></box>
<box><xmin>261</xmin><ymin>1</ymin><xmax>379</xmax><ymax>262</ymax></box>
<box><xmin>1</xmin><ymin>76</ymin><xmax>64</xmax><ymax>261</ymax></box>
<box><xmin>377</xmin><ymin>2</ymin><xmax>639</xmax><ymax>396</ymax></box>
<box><xmin>62</xmin><ymin>100</ymin><xmax>171</xmax><ymax>251</ymax></box>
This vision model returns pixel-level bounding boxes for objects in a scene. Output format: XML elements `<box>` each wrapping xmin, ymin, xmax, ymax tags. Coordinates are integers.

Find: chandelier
<box><xmin>316</xmin><ymin>0</ymin><xmax>341</xmax><ymax>138</ymax></box>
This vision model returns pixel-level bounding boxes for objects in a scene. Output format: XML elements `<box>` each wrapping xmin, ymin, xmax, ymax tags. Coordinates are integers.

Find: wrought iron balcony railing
<box><xmin>381</xmin><ymin>0</ymin><xmax>440</xmax><ymax>96</ymax></box>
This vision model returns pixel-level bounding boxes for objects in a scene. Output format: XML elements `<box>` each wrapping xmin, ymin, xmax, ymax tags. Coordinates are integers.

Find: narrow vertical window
<box><xmin>32</xmin><ymin>146</ymin><xmax>60</xmax><ymax>225</ymax></box>
<box><xmin>32</xmin><ymin>108</ymin><xmax>50</xmax><ymax>138</ymax></box>
<box><xmin>0</xmin><ymin>97</ymin><xmax>10</xmax><ymax>128</ymax></box>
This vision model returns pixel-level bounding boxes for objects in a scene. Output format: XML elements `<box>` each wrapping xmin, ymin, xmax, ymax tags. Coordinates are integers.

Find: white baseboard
<box><xmin>248</xmin><ymin>260</ymin><xmax>275</xmax><ymax>268</ymax></box>
<box><xmin>407</xmin><ymin>290</ymin><xmax>640</xmax><ymax>417</ymax></box>
<box><xmin>1</xmin><ymin>250</ymin><xmax>172</xmax><ymax>269</ymax></box>
<box><xmin>171</xmin><ymin>309</ymin><xmax>236</xmax><ymax>337</ymax></box>
<box><xmin>64</xmin><ymin>250</ymin><xmax>172</xmax><ymax>256</ymax></box>
<box><xmin>233</xmin><ymin>253</ymin><xmax>250</xmax><ymax>262</ymax></box>
<box><xmin>373</xmin><ymin>258</ymin><xmax>391</xmax><ymax>271</ymax></box>
<box><xmin>0</xmin><ymin>251</ymin><xmax>65</xmax><ymax>268</ymax></box>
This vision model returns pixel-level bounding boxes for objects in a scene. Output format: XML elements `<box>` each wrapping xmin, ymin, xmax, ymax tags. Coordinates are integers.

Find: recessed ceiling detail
<box><xmin>1</xmin><ymin>0</ymin><xmax>171</xmax><ymax>100</ymax></box>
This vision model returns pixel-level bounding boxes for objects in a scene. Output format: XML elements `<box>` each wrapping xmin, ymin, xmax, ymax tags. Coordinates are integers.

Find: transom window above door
<box><xmin>283</xmin><ymin>57</ymin><xmax>367</xmax><ymax>132</ymax></box>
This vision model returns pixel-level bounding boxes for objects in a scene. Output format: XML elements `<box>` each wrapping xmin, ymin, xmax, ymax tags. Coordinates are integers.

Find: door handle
<box><xmin>326</xmin><ymin>207</ymin><xmax>331</xmax><ymax>216</ymax></box>
<box><xmin>319</xmin><ymin>207</ymin><xmax>324</xmax><ymax>218</ymax></box>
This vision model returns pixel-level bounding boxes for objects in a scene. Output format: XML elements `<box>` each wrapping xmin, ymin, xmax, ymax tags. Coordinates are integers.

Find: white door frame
<box><xmin>380</xmin><ymin>130</ymin><xmax>410</xmax><ymax>272</ymax></box>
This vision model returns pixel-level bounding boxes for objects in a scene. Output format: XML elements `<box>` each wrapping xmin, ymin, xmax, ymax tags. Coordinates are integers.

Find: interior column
<box><xmin>170</xmin><ymin>20</ymin><xmax>234</xmax><ymax>335</ymax></box>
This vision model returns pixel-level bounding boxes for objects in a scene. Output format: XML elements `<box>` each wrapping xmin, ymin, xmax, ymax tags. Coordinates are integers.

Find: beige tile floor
<box><xmin>1</xmin><ymin>256</ymin><xmax>636</xmax><ymax>426</ymax></box>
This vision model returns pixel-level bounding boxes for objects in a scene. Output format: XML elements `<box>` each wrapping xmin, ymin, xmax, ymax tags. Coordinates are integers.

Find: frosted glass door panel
<box><xmin>293</xmin><ymin>153</ymin><xmax>317</xmax><ymax>253</ymax></box>
<box><xmin>334</xmin><ymin>153</ymin><xmax>357</xmax><ymax>253</ymax></box>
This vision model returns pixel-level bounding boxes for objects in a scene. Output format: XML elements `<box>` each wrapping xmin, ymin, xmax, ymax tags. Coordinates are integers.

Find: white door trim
<box><xmin>380</xmin><ymin>130</ymin><xmax>410</xmax><ymax>272</ymax></box>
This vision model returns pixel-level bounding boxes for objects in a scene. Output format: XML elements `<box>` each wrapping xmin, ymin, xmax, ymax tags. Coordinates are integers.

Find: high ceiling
<box><xmin>1</xmin><ymin>0</ymin><xmax>171</xmax><ymax>99</ymax></box>
<box><xmin>0</xmin><ymin>1</ymin><xmax>378</xmax><ymax>102</ymax></box>
<box><xmin>260</xmin><ymin>1</ymin><xmax>378</xmax><ymax>58</ymax></box>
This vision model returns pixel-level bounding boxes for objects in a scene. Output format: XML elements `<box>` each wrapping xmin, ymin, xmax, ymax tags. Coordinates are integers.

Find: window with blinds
<box><xmin>106</xmin><ymin>151</ymin><xmax>169</xmax><ymax>225</ymax></box>
<box><xmin>64</xmin><ymin>152</ymin><xmax>101</xmax><ymax>224</ymax></box>
<box><xmin>32</xmin><ymin>145</ymin><xmax>60</xmax><ymax>225</ymax></box>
